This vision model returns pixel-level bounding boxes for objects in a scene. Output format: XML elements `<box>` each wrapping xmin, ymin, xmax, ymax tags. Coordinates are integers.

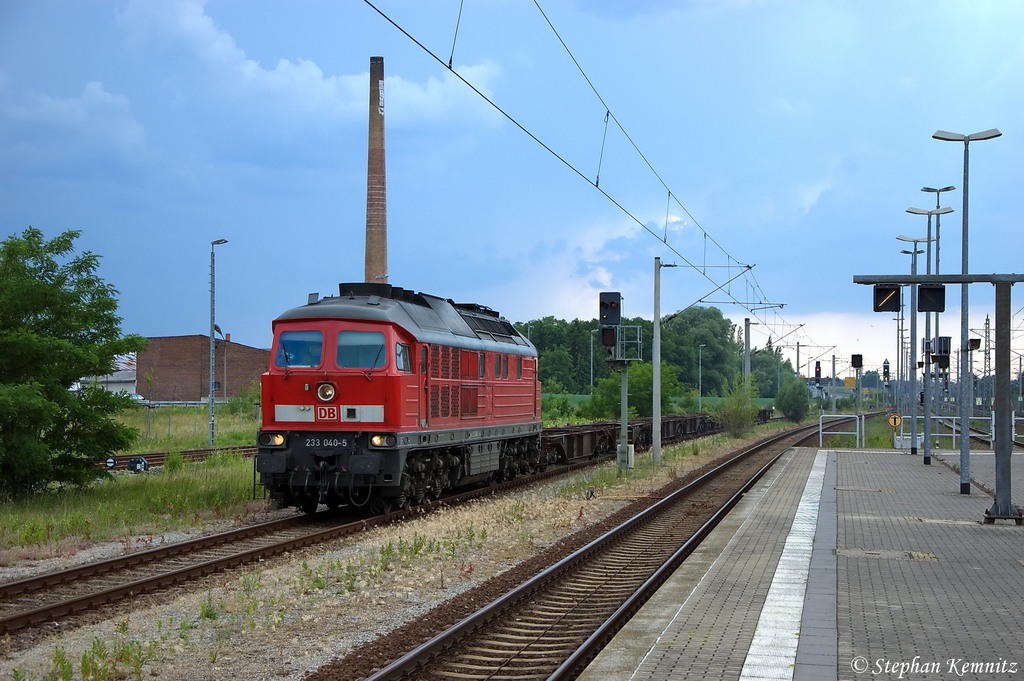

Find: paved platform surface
<box><xmin>578</xmin><ymin>447</ymin><xmax>1024</xmax><ymax>681</ymax></box>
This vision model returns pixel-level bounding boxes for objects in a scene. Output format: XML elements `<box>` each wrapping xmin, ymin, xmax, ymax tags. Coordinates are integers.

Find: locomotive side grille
<box><xmin>441</xmin><ymin>346</ymin><xmax>452</xmax><ymax>379</ymax></box>
<box><xmin>430</xmin><ymin>345</ymin><xmax>440</xmax><ymax>379</ymax></box>
<box><xmin>430</xmin><ymin>385</ymin><xmax>440</xmax><ymax>418</ymax></box>
<box><xmin>451</xmin><ymin>384</ymin><xmax>460</xmax><ymax>416</ymax></box>
<box><xmin>441</xmin><ymin>385</ymin><xmax>450</xmax><ymax>418</ymax></box>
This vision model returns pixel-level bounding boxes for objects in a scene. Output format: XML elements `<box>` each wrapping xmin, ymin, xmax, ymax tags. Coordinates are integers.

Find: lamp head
<box><xmin>896</xmin><ymin>234</ymin><xmax>934</xmax><ymax>244</ymax></box>
<box><xmin>968</xmin><ymin>128</ymin><xmax>1001</xmax><ymax>141</ymax></box>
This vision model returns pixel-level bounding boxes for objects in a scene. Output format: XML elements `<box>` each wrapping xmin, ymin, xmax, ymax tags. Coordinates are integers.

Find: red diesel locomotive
<box><xmin>255</xmin><ymin>283</ymin><xmax>544</xmax><ymax>514</ymax></box>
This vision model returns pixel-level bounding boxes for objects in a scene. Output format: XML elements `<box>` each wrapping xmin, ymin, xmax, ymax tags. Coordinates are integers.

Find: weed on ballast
<box><xmin>11</xmin><ymin>629</ymin><xmax>157</xmax><ymax>681</ymax></box>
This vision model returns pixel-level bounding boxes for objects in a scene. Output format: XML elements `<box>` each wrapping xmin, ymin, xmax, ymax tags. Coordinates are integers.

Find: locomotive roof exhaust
<box><xmin>365</xmin><ymin>56</ymin><xmax>388</xmax><ymax>284</ymax></box>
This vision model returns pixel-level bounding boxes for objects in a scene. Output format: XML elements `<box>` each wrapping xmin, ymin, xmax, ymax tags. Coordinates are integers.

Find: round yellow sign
<box><xmin>887</xmin><ymin>413</ymin><xmax>902</xmax><ymax>428</ymax></box>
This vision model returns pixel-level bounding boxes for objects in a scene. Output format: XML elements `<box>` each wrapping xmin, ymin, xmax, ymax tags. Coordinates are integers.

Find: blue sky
<box><xmin>2</xmin><ymin>0</ymin><xmax>1021</xmax><ymax>380</ymax></box>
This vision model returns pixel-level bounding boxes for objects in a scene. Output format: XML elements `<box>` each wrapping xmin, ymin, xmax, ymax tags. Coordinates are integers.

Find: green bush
<box><xmin>716</xmin><ymin>374</ymin><xmax>759</xmax><ymax>437</ymax></box>
<box><xmin>775</xmin><ymin>380</ymin><xmax>810</xmax><ymax>422</ymax></box>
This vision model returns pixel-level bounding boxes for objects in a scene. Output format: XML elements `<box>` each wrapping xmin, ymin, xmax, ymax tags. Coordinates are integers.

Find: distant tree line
<box><xmin>513</xmin><ymin>306</ymin><xmax>798</xmax><ymax>418</ymax></box>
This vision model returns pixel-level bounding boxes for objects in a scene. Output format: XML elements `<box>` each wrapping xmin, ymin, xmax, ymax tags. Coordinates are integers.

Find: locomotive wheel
<box><xmin>299</xmin><ymin>498</ymin><xmax>320</xmax><ymax>515</ymax></box>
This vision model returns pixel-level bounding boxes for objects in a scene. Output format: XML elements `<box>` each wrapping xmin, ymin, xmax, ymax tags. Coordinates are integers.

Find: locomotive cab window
<box><xmin>336</xmin><ymin>330</ymin><xmax>386</xmax><ymax>369</ymax></box>
<box><xmin>516</xmin><ymin>357</ymin><xmax>523</xmax><ymax>379</ymax></box>
<box><xmin>396</xmin><ymin>343</ymin><xmax>413</xmax><ymax>373</ymax></box>
<box><xmin>275</xmin><ymin>330</ymin><xmax>323</xmax><ymax>368</ymax></box>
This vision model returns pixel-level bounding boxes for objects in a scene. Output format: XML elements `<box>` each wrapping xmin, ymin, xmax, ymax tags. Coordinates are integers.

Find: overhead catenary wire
<box><xmin>362</xmin><ymin>0</ymin><xmax>831</xmax><ymax>357</ymax></box>
<box><xmin>361</xmin><ymin>0</ymin><xmax>731</xmax><ymax>281</ymax></box>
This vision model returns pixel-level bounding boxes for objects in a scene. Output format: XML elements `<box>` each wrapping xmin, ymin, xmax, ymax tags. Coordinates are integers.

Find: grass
<box><xmin>114</xmin><ymin>403</ymin><xmax>260</xmax><ymax>456</ymax></box>
<box><xmin>822</xmin><ymin>414</ymin><xmax>898</xmax><ymax>449</ymax></box>
<box><xmin>0</xmin><ymin>451</ymin><xmax>265</xmax><ymax>560</ymax></box>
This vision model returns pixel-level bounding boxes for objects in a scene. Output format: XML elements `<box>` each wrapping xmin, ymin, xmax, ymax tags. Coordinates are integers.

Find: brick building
<box><xmin>136</xmin><ymin>335</ymin><xmax>270</xmax><ymax>402</ymax></box>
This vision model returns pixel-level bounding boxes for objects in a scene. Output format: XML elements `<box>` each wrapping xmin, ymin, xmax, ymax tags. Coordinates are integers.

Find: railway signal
<box><xmin>600</xmin><ymin>326</ymin><xmax>617</xmax><ymax>347</ymax></box>
<box><xmin>599</xmin><ymin>292</ymin><xmax>621</xmax><ymax>325</ymax></box>
<box><xmin>872</xmin><ymin>284</ymin><xmax>901</xmax><ymax>312</ymax></box>
<box><xmin>918</xmin><ymin>284</ymin><xmax>946</xmax><ymax>312</ymax></box>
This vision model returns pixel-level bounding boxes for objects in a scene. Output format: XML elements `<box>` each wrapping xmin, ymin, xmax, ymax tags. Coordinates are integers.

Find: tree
<box><xmin>749</xmin><ymin>347</ymin><xmax>795</xmax><ymax>399</ymax></box>
<box><xmin>538</xmin><ymin>346</ymin><xmax>577</xmax><ymax>393</ymax></box>
<box><xmin>622</xmin><ymin>361</ymin><xmax>682</xmax><ymax>418</ymax></box>
<box><xmin>0</xmin><ymin>228</ymin><xmax>148</xmax><ymax>496</ymax></box>
<box><xmin>775</xmin><ymin>380</ymin><xmax>810</xmax><ymax>422</ymax></box>
<box><xmin>578</xmin><ymin>361</ymin><xmax>682</xmax><ymax>420</ymax></box>
<box><xmin>661</xmin><ymin>306</ymin><xmax>740</xmax><ymax>398</ymax></box>
<box><xmin>715</xmin><ymin>374</ymin><xmax>760</xmax><ymax>437</ymax></box>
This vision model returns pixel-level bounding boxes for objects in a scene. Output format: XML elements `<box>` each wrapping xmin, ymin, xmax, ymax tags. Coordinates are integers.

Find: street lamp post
<box><xmin>653</xmin><ymin>257</ymin><xmax>677</xmax><ymax>465</ymax></box>
<box><xmin>209</xmin><ymin>239</ymin><xmax>228</xmax><ymax>446</ymax></box>
<box><xmin>924</xmin><ymin>186</ymin><xmax>956</xmax><ymax>410</ymax></box>
<box><xmin>921</xmin><ymin>186</ymin><xmax>956</xmax><ymax>352</ymax></box>
<box><xmin>898</xmin><ymin>240</ymin><xmax>929</xmax><ymax>462</ymax></box>
<box><xmin>904</xmin><ymin>207</ymin><xmax>953</xmax><ymax>459</ymax></box>
<box><xmin>933</xmin><ymin>128</ymin><xmax>1001</xmax><ymax>493</ymax></box>
<box><xmin>699</xmin><ymin>344</ymin><xmax>707</xmax><ymax>412</ymax></box>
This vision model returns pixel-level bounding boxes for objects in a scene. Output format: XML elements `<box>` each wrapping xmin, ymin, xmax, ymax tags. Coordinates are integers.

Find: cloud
<box><xmin>118</xmin><ymin>0</ymin><xmax>502</xmax><ymax>137</ymax></box>
<box><xmin>0</xmin><ymin>80</ymin><xmax>146</xmax><ymax>174</ymax></box>
<box><xmin>796</xmin><ymin>177</ymin><xmax>832</xmax><ymax>213</ymax></box>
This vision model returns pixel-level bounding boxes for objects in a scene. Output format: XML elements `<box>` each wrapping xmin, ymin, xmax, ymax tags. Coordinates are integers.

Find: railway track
<box><xmin>4</xmin><ymin>414</ymin><xmax>731</xmax><ymax>637</ymax></box>
<box><xmin>929</xmin><ymin>416</ymin><xmax>1024</xmax><ymax>450</ymax></box>
<box><xmin>0</xmin><ymin>453</ymin><xmax>613</xmax><ymax>636</ymax></box>
<box><xmin>103</xmin><ymin>445</ymin><xmax>257</xmax><ymax>471</ymax></box>
<box><xmin>355</xmin><ymin>421</ymin><xmax>832</xmax><ymax>681</ymax></box>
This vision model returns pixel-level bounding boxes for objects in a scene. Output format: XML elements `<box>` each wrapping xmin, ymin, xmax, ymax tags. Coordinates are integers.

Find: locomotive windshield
<box><xmin>337</xmin><ymin>330</ymin><xmax>386</xmax><ymax>369</ymax></box>
<box><xmin>275</xmin><ymin>330</ymin><xmax>323</xmax><ymax>368</ymax></box>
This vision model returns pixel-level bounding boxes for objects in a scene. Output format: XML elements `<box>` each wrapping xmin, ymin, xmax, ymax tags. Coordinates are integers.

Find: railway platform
<box><xmin>578</xmin><ymin>446</ymin><xmax>1024</xmax><ymax>681</ymax></box>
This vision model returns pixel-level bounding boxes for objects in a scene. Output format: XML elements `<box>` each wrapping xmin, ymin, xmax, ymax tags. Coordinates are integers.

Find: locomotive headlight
<box><xmin>316</xmin><ymin>383</ymin><xmax>336</xmax><ymax>402</ymax></box>
<box><xmin>370</xmin><ymin>434</ymin><xmax>396</xmax><ymax>447</ymax></box>
<box><xmin>258</xmin><ymin>432</ymin><xmax>286</xmax><ymax>447</ymax></box>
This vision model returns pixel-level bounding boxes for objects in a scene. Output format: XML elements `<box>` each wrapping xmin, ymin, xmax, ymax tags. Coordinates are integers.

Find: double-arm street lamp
<box><xmin>209</xmin><ymin>239</ymin><xmax>228</xmax><ymax>446</ymax></box>
<box><xmin>933</xmin><ymin>128</ymin><xmax>1001</xmax><ymax>494</ymax></box>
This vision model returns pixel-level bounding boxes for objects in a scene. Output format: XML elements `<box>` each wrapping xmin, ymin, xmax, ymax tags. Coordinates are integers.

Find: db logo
<box><xmin>315</xmin><ymin>406</ymin><xmax>339</xmax><ymax>421</ymax></box>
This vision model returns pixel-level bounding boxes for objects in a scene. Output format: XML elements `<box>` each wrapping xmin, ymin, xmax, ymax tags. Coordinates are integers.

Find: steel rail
<box><xmin>0</xmin><ymin>455</ymin><xmax>602</xmax><ymax>634</ymax></box>
<box><xmin>364</xmin><ymin>421</ymin><xmax>832</xmax><ymax>681</ymax></box>
<box><xmin>0</xmin><ymin>418</ymin><xmax>732</xmax><ymax>635</ymax></box>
